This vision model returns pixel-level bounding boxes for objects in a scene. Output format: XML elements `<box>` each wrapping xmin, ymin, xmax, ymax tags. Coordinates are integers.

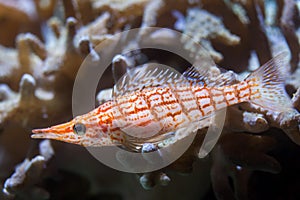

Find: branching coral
<box><xmin>0</xmin><ymin>46</ymin><xmax>20</xmax><ymax>90</ymax></box>
<box><xmin>279</xmin><ymin>0</ymin><xmax>300</xmax><ymax>72</ymax></box>
<box><xmin>211</xmin><ymin>132</ymin><xmax>281</xmax><ymax>199</ymax></box>
<box><xmin>182</xmin><ymin>8</ymin><xmax>240</xmax><ymax>63</ymax></box>
<box><xmin>3</xmin><ymin>140</ymin><xmax>54</xmax><ymax>200</ymax></box>
<box><xmin>227</xmin><ymin>107</ymin><xmax>270</xmax><ymax>133</ymax></box>
<box><xmin>0</xmin><ymin>0</ymin><xmax>300</xmax><ymax>199</ymax></box>
<box><xmin>0</xmin><ymin>0</ymin><xmax>58</xmax><ymax>47</ymax></box>
<box><xmin>92</xmin><ymin>0</ymin><xmax>150</xmax><ymax>32</ymax></box>
<box><xmin>293</xmin><ymin>87</ymin><xmax>300</xmax><ymax>112</ymax></box>
<box><xmin>0</xmin><ymin>74</ymin><xmax>37</xmax><ymax>128</ymax></box>
<box><xmin>238</xmin><ymin>0</ymin><xmax>273</xmax><ymax>64</ymax></box>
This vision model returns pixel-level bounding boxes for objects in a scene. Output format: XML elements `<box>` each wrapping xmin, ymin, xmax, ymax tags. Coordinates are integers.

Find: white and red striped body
<box><xmin>95</xmin><ymin>79</ymin><xmax>259</xmax><ymax>144</ymax></box>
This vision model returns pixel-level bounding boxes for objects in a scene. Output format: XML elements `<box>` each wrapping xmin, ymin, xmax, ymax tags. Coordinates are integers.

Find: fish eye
<box><xmin>73</xmin><ymin>123</ymin><xmax>86</xmax><ymax>135</ymax></box>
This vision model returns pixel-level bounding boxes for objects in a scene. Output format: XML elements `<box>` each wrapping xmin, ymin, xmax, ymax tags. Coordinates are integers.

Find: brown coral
<box><xmin>0</xmin><ymin>0</ymin><xmax>300</xmax><ymax>199</ymax></box>
<box><xmin>3</xmin><ymin>140</ymin><xmax>54</xmax><ymax>199</ymax></box>
<box><xmin>182</xmin><ymin>8</ymin><xmax>240</xmax><ymax>63</ymax></box>
<box><xmin>279</xmin><ymin>0</ymin><xmax>300</xmax><ymax>72</ymax></box>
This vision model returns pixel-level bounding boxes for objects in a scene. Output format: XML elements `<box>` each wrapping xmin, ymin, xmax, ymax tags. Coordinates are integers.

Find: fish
<box><xmin>32</xmin><ymin>52</ymin><xmax>293</xmax><ymax>151</ymax></box>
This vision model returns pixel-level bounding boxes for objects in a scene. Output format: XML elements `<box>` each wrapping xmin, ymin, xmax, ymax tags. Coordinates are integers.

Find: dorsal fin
<box><xmin>112</xmin><ymin>52</ymin><xmax>236</xmax><ymax>97</ymax></box>
<box><xmin>182</xmin><ymin>66</ymin><xmax>209</xmax><ymax>85</ymax></box>
<box><xmin>113</xmin><ymin>63</ymin><xmax>186</xmax><ymax>97</ymax></box>
<box><xmin>183</xmin><ymin>65</ymin><xmax>237</xmax><ymax>87</ymax></box>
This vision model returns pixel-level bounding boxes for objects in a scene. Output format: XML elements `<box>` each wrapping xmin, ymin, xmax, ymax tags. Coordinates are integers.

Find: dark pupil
<box><xmin>73</xmin><ymin>123</ymin><xmax>86</xmax><ymax>135</ymax></box>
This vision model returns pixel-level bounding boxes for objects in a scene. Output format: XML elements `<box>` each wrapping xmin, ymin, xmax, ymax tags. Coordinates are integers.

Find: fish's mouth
<box><xmin>31</xmin><ymin>129</ymin><xmax>63</xmax><ymax>140</ymax></box>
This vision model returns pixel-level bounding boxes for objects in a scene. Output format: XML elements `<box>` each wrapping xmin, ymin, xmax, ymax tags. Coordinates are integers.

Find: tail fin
<box><xmin>245</xmin><ymin>52</ymin><xmax>293</xmax><ymax>112</ymax></box>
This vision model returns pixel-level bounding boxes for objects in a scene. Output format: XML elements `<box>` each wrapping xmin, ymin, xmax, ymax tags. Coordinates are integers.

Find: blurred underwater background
<box><xmin>0</xmin><ymin>0</ymin><xmax>300</xmax><ymax>199</ymax></box>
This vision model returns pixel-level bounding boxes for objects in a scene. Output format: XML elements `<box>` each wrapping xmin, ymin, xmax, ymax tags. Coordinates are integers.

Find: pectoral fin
<box><xmin>121</xmin><ymin>131</ymin><xmax>175</xmax><ymax>152</ymax></box>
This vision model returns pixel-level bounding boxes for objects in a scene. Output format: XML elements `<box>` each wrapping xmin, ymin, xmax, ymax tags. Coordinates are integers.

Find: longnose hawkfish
<box><xmin>32</xmin><ymin>52</ymin><xmax>292</xmax><ymax>151</ymax></box>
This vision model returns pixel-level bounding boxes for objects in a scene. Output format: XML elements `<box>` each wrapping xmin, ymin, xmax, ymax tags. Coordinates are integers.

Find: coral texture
<box><xmin>0</xmin><ymin>0</ymin><xmax>300</xmax><ymax>200</ymax></box>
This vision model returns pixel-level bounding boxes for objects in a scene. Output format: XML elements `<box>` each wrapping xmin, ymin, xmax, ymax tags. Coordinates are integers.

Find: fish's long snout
<box><xmin>31</xmin><ymin>121</ymin><xmax>74</xmax><ymax>140</ymax></box>
<box><xmin>32</xmin><ymin>127</ymin><xmax>51</xmax><ymax>135</ymax></box>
